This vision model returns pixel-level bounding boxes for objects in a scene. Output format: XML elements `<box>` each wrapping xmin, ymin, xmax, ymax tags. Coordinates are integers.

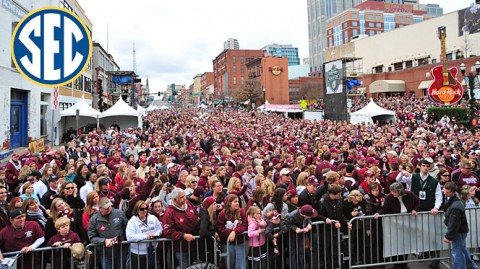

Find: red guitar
<box><xmin>428</xmin><ymin>26</ymin><xmax>463</xmax><ymax>105</ymax></box>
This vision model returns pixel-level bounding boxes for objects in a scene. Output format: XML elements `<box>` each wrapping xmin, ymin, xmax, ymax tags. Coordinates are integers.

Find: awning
<box><xmin>418</xmin><ymin>80</ymin><xmax>434</xmax><ymax>89</ymax></box>
<box><xmin>369</xmin><ymin>80</ymin><xmax>405</xmax><ymax>94</ymax></box>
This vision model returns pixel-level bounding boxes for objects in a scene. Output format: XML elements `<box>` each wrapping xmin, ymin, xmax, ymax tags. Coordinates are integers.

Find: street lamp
<box><xmin>460</xmin><ymin>61</ymin><xmax>480</xmax><ymax>124</ymax></box>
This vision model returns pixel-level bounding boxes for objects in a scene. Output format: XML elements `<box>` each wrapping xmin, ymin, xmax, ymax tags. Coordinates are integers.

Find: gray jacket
<box><xmin>88</xmin><ymin>209</ymin><xmax>128</xmax><ymax>253</ymax></box>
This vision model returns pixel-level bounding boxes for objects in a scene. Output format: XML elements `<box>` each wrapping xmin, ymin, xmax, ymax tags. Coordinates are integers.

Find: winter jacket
<box><xmin>87</xmin><ymin>208</ymin><xmax>128</xmax><ymax>254</ymax></box>
<box><xmin>216</xmin><ymin>208</ymin><xmax>248</xmax><ymax>244</ymax></box>
<box><xmin>444</xmin><ymin>194</ymin><xmax>469</xmax><ymax>241</ymax></box>
<box><xmin>163</xmin><ymin>200</ymin><xmax>199</xmax><ymax>252</ymax></box>
<box><xmin>247</xmin><ymin>217</ymin><xmax>267</xmax><ymax>247</ymax></box>
<box><xmin>126</xmin><ymin>214</ymin><xmax>163</xmax><ymax>254</ymax></box>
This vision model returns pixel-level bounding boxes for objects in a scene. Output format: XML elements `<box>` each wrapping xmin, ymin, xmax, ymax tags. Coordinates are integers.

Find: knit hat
<box><xmin>203</xmin><ymin>196</ymin><xmax>216</xmax><ymax>209</ymax></box>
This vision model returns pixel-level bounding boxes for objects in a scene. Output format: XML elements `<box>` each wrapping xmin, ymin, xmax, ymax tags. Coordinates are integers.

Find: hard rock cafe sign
<box><xmin>269</xmin><ymin>66</ymin><xmax>283</xmax><ymax>76</ymax></box>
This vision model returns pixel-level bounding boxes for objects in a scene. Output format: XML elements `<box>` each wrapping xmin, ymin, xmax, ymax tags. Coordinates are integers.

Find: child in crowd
<box><xmin>264</xmin><ymin>210</ymin><xmax>289</xmax><ymax>269</ymax></box>
<box><xmin>247</xmin><ymin>206</ymin><xmax>267</xmax><ymax>269</ymax></box>
<box><xmin>47</xmin><ymin>216</ymin><xmax>82</xmax><ymax>269</ymax></box>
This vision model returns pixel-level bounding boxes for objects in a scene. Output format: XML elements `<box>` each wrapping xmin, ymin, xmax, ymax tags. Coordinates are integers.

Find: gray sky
<box><xmin>77</xmin><ymin>0</ymin><xmax>475</xmax><ymax>93</ymax></box>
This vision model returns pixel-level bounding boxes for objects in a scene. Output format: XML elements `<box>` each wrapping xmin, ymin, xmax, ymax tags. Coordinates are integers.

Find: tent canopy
<box><xmin>60</xmin><ymin>99</ymin><xmax>100</xmax><ymax>118</ymax></box>
<box><xmin>100</xmin><ymin>98</ymin><xmax>140</xmax><ymax>118</ymax></box>
<box><xmin>137</xmin><ymin>105</ymin><xmax>146</xmax><ymax>116</ymax></box>
<box><xmin>350</xmin><ymin>99</ymin><xmax>396</xmax><ymax>125</ymax></box>
<box><xmin>146</xmin><ymin>104</ymin><xmax>159</xmax><ymax>111</ymax></box>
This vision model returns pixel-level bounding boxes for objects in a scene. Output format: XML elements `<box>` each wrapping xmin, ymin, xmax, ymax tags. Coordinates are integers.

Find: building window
<box><xmin>399</xmin><ymin>17</ymin><xmax>403</xmax><ymax>22</ymax></box>
<box><xmin>394</xmin><ymin>62</ymin><xmax>403</xmax><ymax>71</ymax></box>
<box><xmin>240</xmin><ymin>57</ymin><xmax>244</xmax><ymax>64</ymax></box>
<box><xmin>406</xmin><ymin>17</ymin><xmax>411</xmax><ymax>23</ymax></box>
<box><xmin>233</xmin><ymin>77</ymin><xmax>237</xmax><ymax>85</ymax></box>
<box><xmin>241</xmin><ymin>66</ymin><xmax>244</xmax><ymax>73</ymax></box>
<box><xmin>352</xmin><ymin>21</ymin><xmax>358</xmax><ymax>27</ymax></box>
<box><xmin>368</xmin><ymin>15</ymin><xmax>373</xmax><ymax>20</ymax></box>
<box><xmin>352</xmin><ymin>13</ymin><xmax>358</xmax><ymax>19</ymax></box>
<box><xmin>233</xmin><ymin>66</ymin><xmax>236</xmax><ymax>73</ymax></box>
<box><xmin>376</xmin><ymin>23</ymin><xmax>381</xmax><ymax>28</ymax></box>
<box><xmin>369</xmin><ymin>22</ymin><xmax>374</xmax><ymax>27</ymax></box>
<box><xmin>405</xmin><ymin>60</ymin><xmax>413</xmax><ymax>69</ymax></box>
<box><xmin>376</xmin><ymin>15</ymin><xmax>381</xmax><ymax>20</ymax></box>
<box><xmin>11</xmin><ymin>22</ymin><xmax>19</xmax><ymax>68</ymax></box>
<box><xmin>369</xmin><ymin>30</ymin><xmax>375</xmax><ymax>36</ymax></box>
<box><xmin>232</xmin><ymin>57</ymin><xmax>236</xmax><ymax>64</ymax></box>
<box><xmin>343</xmin><ymin>22</ymin><xmax>348</xmax><ymax>28</ymax></box>
<box><xmin>353</xmin><ymin>29</ymin><xmax>358</xmax><ymax>36</ymax></box>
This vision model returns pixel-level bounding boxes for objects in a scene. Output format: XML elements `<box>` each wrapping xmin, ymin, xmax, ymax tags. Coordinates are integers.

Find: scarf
<box><xmin>9</xmin><ymin>159</ymin><xmax>21</xmax><ymax>171</ymax></box>
<box><xmin>27</xmin><ymin>210</ymin><xmax>47</xmax><ymax>227</ymax></box>
<box><xmin>59</xmin><ymin>208</ymin><xmax>74</xmax><ymax>222</ymax></box>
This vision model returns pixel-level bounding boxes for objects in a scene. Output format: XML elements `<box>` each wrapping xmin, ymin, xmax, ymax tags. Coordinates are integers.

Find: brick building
<box><xmin>212</xmin><ymin>49</ymin><xmax>265</xmax><ymax>101</ymax></box>
<box><xmin>246</xmin><ymin>56</ymin><xmax>290</xmax><ymax>105</ymax></box>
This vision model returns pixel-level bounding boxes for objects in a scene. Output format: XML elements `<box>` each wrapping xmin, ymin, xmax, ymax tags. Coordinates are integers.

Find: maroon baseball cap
<box><xmin>300</xmin><ymin>205</ymin><xmax>318</xmax><ymax>218</ymax></box>
<box><xmin>307</xmin><ymin>176</ymin><xmax>319</xmax><ymax>186</ymax></box>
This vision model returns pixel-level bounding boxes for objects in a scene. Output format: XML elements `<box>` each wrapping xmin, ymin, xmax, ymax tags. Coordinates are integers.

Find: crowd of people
<box><xmin>0</xmin><ymin>95</ymin><xmax>479</xmax><ymax>269</ymax></box>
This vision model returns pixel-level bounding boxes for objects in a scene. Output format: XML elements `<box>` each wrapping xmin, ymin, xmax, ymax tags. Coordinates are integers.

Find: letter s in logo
<box><xmin>11</xmin><ymin>7</ymin><xmax>92</xmax><ymax>87</ymax></box>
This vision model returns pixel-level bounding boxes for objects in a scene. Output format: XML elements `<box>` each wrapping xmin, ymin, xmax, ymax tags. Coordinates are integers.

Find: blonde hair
<box><xmin>227</xmin><ymin>177</ymin><xmax>241</xmax><ymax>192</ymax></box>
<box><xmin>296</xmin><ymin>172</ymin><xmax>309</xmax><ymax>187</ymax></box>
<box><xmin>54</xmin><ymin>216</ymin><xmax>71</xmax><ymax>230</ymax></box>
<box><xmin>347</xmin><ymin>190</ymin><xmax>363</xmax><ymax>202</ymax></box>
<box><xmin>185</xmin><ymin>175</ymin><xmax>196</xmax><ymax>187</ymax></box>
<box><xmin>247</xmin><ymin>205</ymin><xmax>260</xmax><ymax>218</ymax></box>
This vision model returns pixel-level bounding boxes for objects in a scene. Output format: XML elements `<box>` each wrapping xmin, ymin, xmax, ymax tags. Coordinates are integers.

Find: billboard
<box><xmin>323</xmin><ymin>59</ymin><xmax>347</xmax><ymax>121</ymax></box>
<box><xmin>458</xmin><ymin>4</ymin><xmax>480</xmax><ymax>36</ymax></box>
<box><xmin>325</xmin><ymin>60</ymin><xmax>344</xmax><ymax>95</ymax></box>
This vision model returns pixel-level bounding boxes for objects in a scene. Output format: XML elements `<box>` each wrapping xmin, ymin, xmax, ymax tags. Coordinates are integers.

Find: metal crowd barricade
<box><xmin>224</xmin><ymin>221</ymin><xmax>342</xmax><ymax>269</ymax></box>
<box><xmin>346</xmin><ymin>211</ymin><xmax>453</xmax><ymax>268</ymax></box>
<box><xmin>84</xmin><ymin>235</ymin><xmax>218</xmax><ymax>269</ymax></box>
<box><xmin>1</xmin><ymin>245</ymin><xmax>79</xmax><ymax>269</ymax></box>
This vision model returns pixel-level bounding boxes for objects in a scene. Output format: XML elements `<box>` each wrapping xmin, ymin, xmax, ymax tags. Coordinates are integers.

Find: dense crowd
<box><xmin>0</xmin><ymin>96</ymin><xmax>480</xmax><ymax>269</ymax></box>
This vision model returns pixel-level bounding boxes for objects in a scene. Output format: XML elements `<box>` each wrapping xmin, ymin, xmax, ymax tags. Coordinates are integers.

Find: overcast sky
<box><xmin>76</xmin><ymin>0</ymin><xmax>475</xmax><ymax>93</ymax></box>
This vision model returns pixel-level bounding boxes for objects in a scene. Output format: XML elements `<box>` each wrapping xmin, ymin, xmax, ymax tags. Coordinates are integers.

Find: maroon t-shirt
<box><xmin>0</xmin><ymin>221</ymin><xmax>44</xmax><ymax>252</ymax></box>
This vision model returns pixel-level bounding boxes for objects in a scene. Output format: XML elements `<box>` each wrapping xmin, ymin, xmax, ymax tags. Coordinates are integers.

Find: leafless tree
<box><xmin>232</xmin><ymin>78</ymin><xmax>263</xmax><ymax>103</ymax></box>
<box><xmin>300</xmin><ymin>82</ymin><xmax>323</xmax><ymax>100</ymax></box>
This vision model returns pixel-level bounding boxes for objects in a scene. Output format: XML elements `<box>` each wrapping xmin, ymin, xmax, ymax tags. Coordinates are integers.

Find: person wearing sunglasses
<box><xmin>453</xmin><ymin>160</ymin><xmax>479</xmax><ymax>191</ymax></box>
<box><xmin>126</xmin><ymin>200</ymin><xmax>163</xmax><ymax>269</ymax></box>
<box><xmin>58</xmin><ymin>181</ymin><xmax>85</xmax><ymax>211</ymax></box>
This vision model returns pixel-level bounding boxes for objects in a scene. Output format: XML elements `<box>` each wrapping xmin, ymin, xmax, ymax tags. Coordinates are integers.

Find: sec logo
<box><xmin>11</xmin><ymin>7</ymin><xmax>92</xmax><ymax>87</ymax></box>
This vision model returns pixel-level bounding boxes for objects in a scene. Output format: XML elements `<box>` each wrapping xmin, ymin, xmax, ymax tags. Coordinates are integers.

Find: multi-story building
<box><xmin>92</xmin><ymin>42</ymin><xmax>120</xmax><ymax>111</ymax></box>
<box><xmin>289</xmin><ymin>77</ymin><xmax>324</xmax><ymax>104</ymax></box>
<box><xmin>212</xmin><ymin>49</ymin><xmax>265</xmax><ymax>100</ymax></box>
<box><xmin>325</xmin><ymin>6</ymin><xmax>480</xmax><ymax>97</ymax></box>
<box><xmin>326</xmin><ymin>1</ymin><xmax>428</xmax><ymax>49</ymax></box>
<box><xmin>307</xmin><ymin>0</ymin><xmax>363</xmax><ymax>76</ymax></box>
<box><xmin>201</xmin><ymin>72</ymin><xmax>214</xmax><ymax>103</ymax></box>
<box><xmin>0</xmin><ymin>0</ymin><xmax>93</xmax><ymax>149</ymax></box>
<box><xmin>246</xmin><ymin>56</ymin><xmax>290</xmax><ymax>105</ymax></box>
<box><xmin>224</xmin><ymin>38</ymin><xmax>240</xmax><ymax>50</ymax></box>
<box><xmin>261</xmin><ymin>44</ymin><xmax>300</xmax><ymax>66</ymax></box>
<box><xmin>191</xmin><ymin>74</ymin><xmax>202</xmax><ymax>104</ymax></box>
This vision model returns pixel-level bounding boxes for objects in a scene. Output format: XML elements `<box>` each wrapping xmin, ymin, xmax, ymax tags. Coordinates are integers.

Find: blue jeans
<box><xmin>175</xmin><ymin>252</ymin><xmax>191</xmax><ymax>269</ymax></box>
<box><xmin>290</xmin><ymin>235</ymin><xmax>305</xmax><ymax>269</ymax></box>
<box><xmin>223</xmin><ymin>242</ymin><xmax>246</xmax><ymax>269</ymax></box>
<box><xmin>451</xmin><ymin>233</ymin><xmax>478</xmax><ymax>269</ymax></box>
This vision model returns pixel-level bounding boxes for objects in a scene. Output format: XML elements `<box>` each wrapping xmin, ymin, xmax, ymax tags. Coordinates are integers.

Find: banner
<box><xmin>383</xmin><ymin>208</ymin><xmax>480</xmax><ymax>257</ymax></box>
<box><xmin>29</xmin><ymin>137</ymin><xmax>45</xmax><ymax>153</ymax></box>
<box><xmin>325</xmin><ymin>60</ymin><xmax>343</xmax><ymax>95</ymax></box>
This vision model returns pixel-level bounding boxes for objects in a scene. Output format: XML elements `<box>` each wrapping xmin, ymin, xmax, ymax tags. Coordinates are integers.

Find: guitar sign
<box><xmin>427</xmin><ymin>26</ymin><xmax>463</xmax><ymax>105</ymax></box>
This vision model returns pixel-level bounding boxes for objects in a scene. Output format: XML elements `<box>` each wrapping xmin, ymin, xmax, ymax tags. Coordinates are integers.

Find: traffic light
<box><xmin>158</xmin><ymin>92</ymin><xmax>161</xmax><ymax>96</ymax></box>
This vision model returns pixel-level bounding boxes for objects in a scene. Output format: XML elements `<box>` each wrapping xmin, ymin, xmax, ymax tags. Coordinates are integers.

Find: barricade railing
<box><xmin>4</xmin><ymin>208</ymin><xmax>478</xmax><ymax>269</ymax></box>
<box><xmin>224</xmin><ymin>220</ymin><xmax>342</xmax><ymax>269</ymax></box>
<box><xmin>346</xmin><ymin>211</ymin><xmax>455</xmax><ymax>268</ymax></box>
<box><xmin>1</xmin><ymin>245</ymin><xmax>80</xmax><ymax>269</ymax></box>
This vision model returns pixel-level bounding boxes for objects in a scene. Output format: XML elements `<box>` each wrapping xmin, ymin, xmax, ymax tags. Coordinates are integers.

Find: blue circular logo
<box><xmin>11</xmin><ymin>7</ymin><xmax>92</xmax><ymax>87</ymax></box>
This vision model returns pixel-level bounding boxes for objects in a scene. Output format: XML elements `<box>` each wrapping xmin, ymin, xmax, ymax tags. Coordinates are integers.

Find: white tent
<box><xmin>159</xmin><ymin>105</ymin><xmax>169</xmax><ymax>110</ymax></box>
<box><xmin>350</xmin><ymin>99</ymin><xmax>396</xmax><ymax>125</ymax></box>
<box><xmin>60</xmin><ymin>99</ymin><xmax>100</xmax><ymax>118</ymax></box>
<box><xmin>100</xmin><ymin>98</ymin><xmax>142</xmax><ymax>129</ymax></box>
<box><xmin>137</xmin><ymin>105</ymin><xmax>146</xmax><ymax>116</ymax></box>
<box><xmin>146</xmin><ymin>104</ymin><xmax>159</xmax><ymax>111</ymax></box>
<box><xmin>59</xmin><ymin>99</ymin><xmax>101</xmax><ymax>143</ymax></box>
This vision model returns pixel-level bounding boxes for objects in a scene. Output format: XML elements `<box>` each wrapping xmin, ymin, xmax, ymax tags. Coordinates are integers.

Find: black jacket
<box><xmin>444</xmin><ymin>193</ymin><xmax>469</xmax><ymax>241</ymax></box>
